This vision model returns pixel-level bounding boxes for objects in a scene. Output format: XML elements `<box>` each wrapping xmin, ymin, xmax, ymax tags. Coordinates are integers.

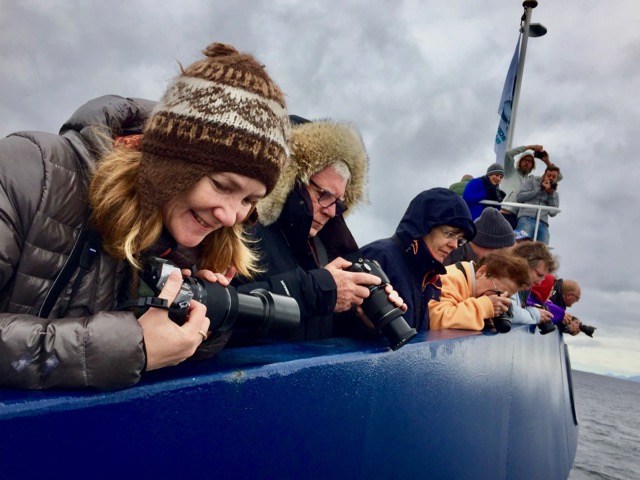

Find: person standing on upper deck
<box><xmin>516</xmin><ymin>165</ymin><xmax>561</xmax><ymax>245</ymax></box>
<box><xmin>462</xmin><ymin>163</ymin><xmax>507</xmax><ymax>221</ymax></box>
<box><xmin>500</xmin><ymin>144</ymin><xmax>557</xmax><ymax>228</ymax></box>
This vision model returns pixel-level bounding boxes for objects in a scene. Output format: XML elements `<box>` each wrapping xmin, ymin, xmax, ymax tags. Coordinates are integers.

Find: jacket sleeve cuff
<box><xmin>43</xmin><ymin>312</ymin><xmax>145</xmax><ymax>390</ymax></box>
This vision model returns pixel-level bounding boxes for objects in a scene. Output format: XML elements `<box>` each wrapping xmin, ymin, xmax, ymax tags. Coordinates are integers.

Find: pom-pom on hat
<box><xmin>138</xmin><ymin>42</ymin><xmax>290</xmax><ymax>216</ymax></box>
<box><xmin>486</xmin><ymin>162</ymin><xmax>505</xmax><ymax>176</ymax></box>
<box><xmin>473</xmin><ymin>208</ymin><xmax>515</xmax><ymax>249</ymax></box>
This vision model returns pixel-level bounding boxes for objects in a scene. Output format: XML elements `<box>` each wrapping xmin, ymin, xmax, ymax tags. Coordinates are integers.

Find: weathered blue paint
<box><xmin>0</xmin><ymin>325</ymin><xmax>577</xmax><ymax>479</ymax></box>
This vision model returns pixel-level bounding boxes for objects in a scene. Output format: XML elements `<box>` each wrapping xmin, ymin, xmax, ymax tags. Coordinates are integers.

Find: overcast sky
<box><xmin>1</xmin><ymin>0</ymin><xmax>638</xmax><ymax>377</ymax></box>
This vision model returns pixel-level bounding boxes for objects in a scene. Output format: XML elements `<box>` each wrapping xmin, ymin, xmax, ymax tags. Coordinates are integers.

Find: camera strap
<box><xmin>38</xmin><ymin>220</ymin><xmax>102</xmax><ymax>318</ymax></box>
<box><xmin>115</xmin><ymin>296</ymin><xmax>170</xmax><ymax>311</ymax></box>
<box><xmin>454</xmin><ymin>261</ymin><xmax>467</xmax><ymax>280</ymax></box>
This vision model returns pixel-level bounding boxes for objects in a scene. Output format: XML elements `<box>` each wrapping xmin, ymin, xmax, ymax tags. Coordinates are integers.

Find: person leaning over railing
<box><xmin>358</xmin><ymin>188</ymin><xmax>476</xmax><ymax>332</ymax></box>
<box><xmin>510</xmin><ymin>241</ymin><xmax>559</xmax><ymax>334</ymax></box>
<box><xmin>428</xmin><ymin>250</ymin><xmax>532</xmax><ymax>331</ymax></box>
<box><xmin>231</xmin><ymin>118</ymin><xmax>406</xmax><ymax>344</ymax></box>
<box><xmin>0</xmin><ymin>43</ymin><xmax>291</xmax><ymax>390</ymax></box>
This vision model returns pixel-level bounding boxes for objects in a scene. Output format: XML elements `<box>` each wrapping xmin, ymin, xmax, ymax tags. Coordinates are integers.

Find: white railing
<box><xmin>480</xmin><ymin>200</ymin><xmax>561</xmax><ymax>241</ymax></box>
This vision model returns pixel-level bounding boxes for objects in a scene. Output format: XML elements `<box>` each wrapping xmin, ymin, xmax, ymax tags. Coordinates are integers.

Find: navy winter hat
<box><xmin>473</xmin><ymin>208</ymin><xmax>515</xmax><ymax>249</ymax></box>
<box><xmin>486</xmin><ymin>162</ymin><xmax>505</xmax><ymax>176</ymax></box>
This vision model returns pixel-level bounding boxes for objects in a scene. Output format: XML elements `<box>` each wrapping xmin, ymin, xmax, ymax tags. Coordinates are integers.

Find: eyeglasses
<box><xmin>532</xmin><ymin>267</ymin><xmax>547</xmax><ymax>281</ymax></box>
<box><xmin>309</xmin><ymin>179</ymin><xmax>348</xmax><ymax>216</ymax></box>
<box><xmin>567</xmin><ymin>293</ymin><xmax>581</xmax><ymax>302</ymax></box>
<box><xmin>480</xmin><ymin>274</ymin><xmax>503</xmax><ymax>297</ymax></box>
<box><xmin>488</xmin><ymin>275</ymin><xmax>503</xmax><ymax>296</ymax></box>
<box><xmin>440</xmin><ymin>227</ymin><xmax>467</xmax><ymax>246</ymax></box>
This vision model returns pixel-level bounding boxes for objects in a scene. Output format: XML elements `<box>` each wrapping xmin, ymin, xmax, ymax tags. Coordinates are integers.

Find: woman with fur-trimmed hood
<box><xmin>232</xmin><ymin>118</ymin><xmax>385</xmax><ymax>342</ymax></box>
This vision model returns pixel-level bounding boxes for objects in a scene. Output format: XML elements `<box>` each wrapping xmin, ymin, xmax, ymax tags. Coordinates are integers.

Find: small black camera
<box><xmin>492</xmin><ymin>303</ymin><xmax>513</xmax><ymax>333</ymax></box>
<box><xmin>347</xmin><ymin>258</ymin><xmax>417</xmax><ymax>350</ymax></box>
<box><xmin>534</xmin><ymin>149</ymin><xmax>547</xmax><ymax>159</ymax></box>
<box><xmin>140</xmin><ymin>257</ymin><xmax>300</xmax><ymax>338</ymax></box>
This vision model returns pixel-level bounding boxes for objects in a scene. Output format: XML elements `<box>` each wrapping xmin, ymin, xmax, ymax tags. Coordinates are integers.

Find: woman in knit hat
<box><xmin>462</xmin><ymin>162</ymin><xmax>507</xmax><ymax>220</ymax></box>
<box><xmin>0</xmin><ymin>42</ymin><xmax>290</xmax><ymax>390</ymax></box>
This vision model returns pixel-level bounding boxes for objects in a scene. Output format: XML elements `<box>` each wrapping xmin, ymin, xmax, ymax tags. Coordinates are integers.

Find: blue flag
<box><xmin>494</xmin><ymin>35</ymin><xmax>521</xmax><ymax>164</ymax></box>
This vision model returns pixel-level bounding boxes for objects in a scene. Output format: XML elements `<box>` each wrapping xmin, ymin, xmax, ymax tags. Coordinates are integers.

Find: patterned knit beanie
<box><xmin>473</xmin><ymin>207</ymin><xmax>515</xmax><ymax>248</ymax></box>
<box><xmin>138</xmin><ymin>42</ymin><xmax>290</xmax><ymax>216</ymax></box>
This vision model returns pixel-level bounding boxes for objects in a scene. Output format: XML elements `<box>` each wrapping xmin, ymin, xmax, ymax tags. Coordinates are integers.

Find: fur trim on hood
<box><xmin>257</xmin><ymin>119</ymin><xmax>368</xmax><ymax>225</ymax></box>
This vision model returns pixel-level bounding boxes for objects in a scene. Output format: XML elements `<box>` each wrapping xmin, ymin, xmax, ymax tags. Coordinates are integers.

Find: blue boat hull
<box><xmin>0</xmin><ymin>325</ymin><xmax>577</xmax><ymax>479</ymax></box>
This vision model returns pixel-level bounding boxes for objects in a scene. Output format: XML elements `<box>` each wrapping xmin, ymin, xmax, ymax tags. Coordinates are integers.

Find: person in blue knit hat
<box><xmin>462</xmin><ymin>162</ymin><xmax>507</xmax><ymax>220</ymax></box>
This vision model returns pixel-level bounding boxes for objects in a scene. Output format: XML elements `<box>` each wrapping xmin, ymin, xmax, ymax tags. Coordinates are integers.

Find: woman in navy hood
<box><xmin>358</xmin><ymin>188</ymin><xmax>475</xmax><ymax>331</ymax></box>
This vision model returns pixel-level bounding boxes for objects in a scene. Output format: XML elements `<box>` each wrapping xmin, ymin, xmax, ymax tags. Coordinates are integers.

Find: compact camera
<box><xmin>347</xmin><ymin>258</ymin><xmax>417</xmax><ymax>350</ymax></box>
<box><xmin>141</xmin><ymin>257</ymin><xmax>300</xmax><ymax>338</ymax></box>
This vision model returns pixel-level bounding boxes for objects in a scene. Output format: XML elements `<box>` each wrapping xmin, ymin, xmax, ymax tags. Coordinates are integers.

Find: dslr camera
<box><xmin>564</xmin><ymin>316</ymin><xmax>596</xmax><ymax>337</ymax></box>
<box><xmin>492</xmin><ymin>303</ymin><xmax>513</xmax><ymax>334</ymax></box>
<box><xmin>347</xmin><ymin>258</ymin><xmax>417</xmax><ymax>350</ymax></box>
<box><xmin>541</xmin><ymin>179</ymin><xmax>558</xmax><ymax>191</ymax></box>
<box><xmin>140</xmin><ymin>257</ymin><xmax>300</xmax><ymax>338</ymax></box>
<box><xmin>533</xmin><ymin>149</ymin><xmax>548</xmax><ymax>160</ymax></box>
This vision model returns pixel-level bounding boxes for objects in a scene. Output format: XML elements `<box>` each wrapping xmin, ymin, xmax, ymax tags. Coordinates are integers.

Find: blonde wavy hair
<box><xmin>88</xmin><ymin>146</ymin><xmax>261</xmax><ymax>279</ymax></box>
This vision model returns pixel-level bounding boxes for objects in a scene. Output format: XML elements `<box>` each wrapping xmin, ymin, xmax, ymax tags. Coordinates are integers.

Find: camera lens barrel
<box><xmin>579</xmin><ymin>324</ymin><xmax>596</xmax><ymax>337</ymax></box>
<box><xmin>233</xmin><ymin>288</ymin><xmax>300</xmax><ymax>338</ymax></box>
<box><xmin>199</xmin><ymin>282</ymin><xmax>300</xmax><ymax>338</ymax></box>
<box><xmin>360</xmin><ymin>285</ymin><xmax>417</xmax><ymax>350</ymax></box>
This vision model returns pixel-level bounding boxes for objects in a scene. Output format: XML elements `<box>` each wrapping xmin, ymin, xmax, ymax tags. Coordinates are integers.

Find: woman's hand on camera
<box><xmin>139</xmin><ymin>271</ymin><xmax>211</xmax><ymax>371</ymax></box>
<box><xmin>180</xmin><ymin>266</ymin><xmax>237</xmax><ymax>286</ymax></box>
<box><xmin>488</xmin><ymin>294</ymin><xmax>511</xmax><ymax>317</ymax></box>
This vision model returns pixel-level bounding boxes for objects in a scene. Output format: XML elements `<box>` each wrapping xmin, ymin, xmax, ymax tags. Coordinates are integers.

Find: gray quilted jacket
<box><xmin>0</xmin><ymin>95</ymin><xmax>155</xmax><ymax>389</ymax></box>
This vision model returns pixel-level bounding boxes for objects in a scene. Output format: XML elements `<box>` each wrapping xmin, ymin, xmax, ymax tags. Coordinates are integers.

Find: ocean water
<box><xmin>569</xmin><ymin>370</ymin><xmax>640</xmax><ymax>480</ymax></box>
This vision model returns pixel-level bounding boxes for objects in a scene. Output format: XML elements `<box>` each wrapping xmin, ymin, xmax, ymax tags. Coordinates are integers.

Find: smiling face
<box><xmin>488</xmin><ymin>173</ymin><xmax>504</xmax><ymax>186</ymax></box>
<box><xmin>306</xmin><ymin>166</ymin><xmax>348</xmax><ymax>238</ymax></box>
<box><xmin>162</xmin><ymin>172</ymin><xmax>266</xmax><ymax>247</ymax></box>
